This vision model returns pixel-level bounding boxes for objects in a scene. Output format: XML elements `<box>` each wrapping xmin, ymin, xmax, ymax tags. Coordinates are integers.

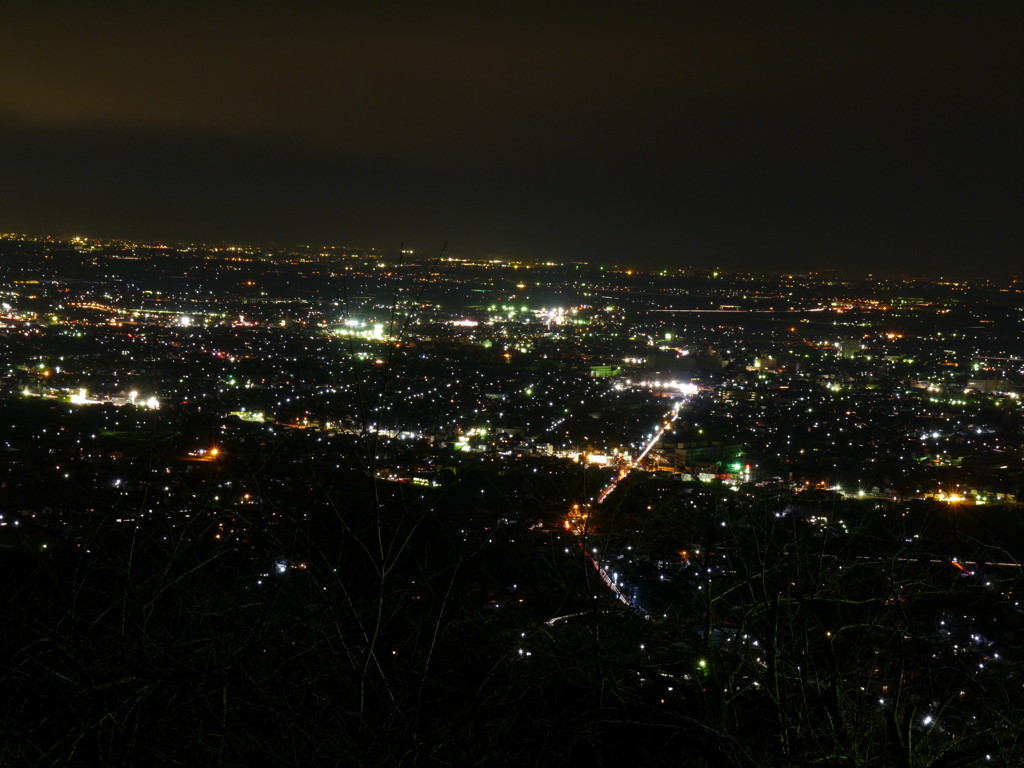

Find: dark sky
<box><xmin>1</xmin><ymin>1</ymin><xmax>1020</xmax><ymax>276</ymax></box>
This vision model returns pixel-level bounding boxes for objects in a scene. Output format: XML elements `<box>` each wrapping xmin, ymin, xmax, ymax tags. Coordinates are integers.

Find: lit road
<box><xmin>563</xmin><ymin>391</ymin><xmax>693</xmax><ymax>607</ymax></box>
<box><xmin>596</xmin><ymin>398</ymin><xmax>684</xmax><ymax>505</ymax></box>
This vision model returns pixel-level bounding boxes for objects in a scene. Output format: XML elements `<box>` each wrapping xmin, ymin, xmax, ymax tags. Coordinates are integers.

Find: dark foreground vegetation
<box><xmin>2</xmin><ymin>455</ymin><xmax>1022</xmax><ymax>768</ymax></box>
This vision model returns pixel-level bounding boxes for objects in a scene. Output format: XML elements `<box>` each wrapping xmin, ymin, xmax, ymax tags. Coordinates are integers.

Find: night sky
<box><xmin>1</xmin><ymin>2</ymin><xmax>1020</xmax><ymax>276</ymax></box>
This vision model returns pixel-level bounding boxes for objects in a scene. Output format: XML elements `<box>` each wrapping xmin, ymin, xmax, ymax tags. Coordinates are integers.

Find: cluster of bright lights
<box><xmin>128</xmin><ymin>391</ymin><xmax>161</xmax><ymax>409</ymax></box>
<box><xmin>627</xmin><ymin>379</ymin><xmax>699</xmax><ymax>396</ymax></box>
<box><xmin>231</xmin><ymin>410</ymin><xmax>266</xmax><ymax>423</ymax></box>
<box><xmin>334</xmin><ymin>319</ymin><xmax>388</xmax><ymax>340</ymax></box>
